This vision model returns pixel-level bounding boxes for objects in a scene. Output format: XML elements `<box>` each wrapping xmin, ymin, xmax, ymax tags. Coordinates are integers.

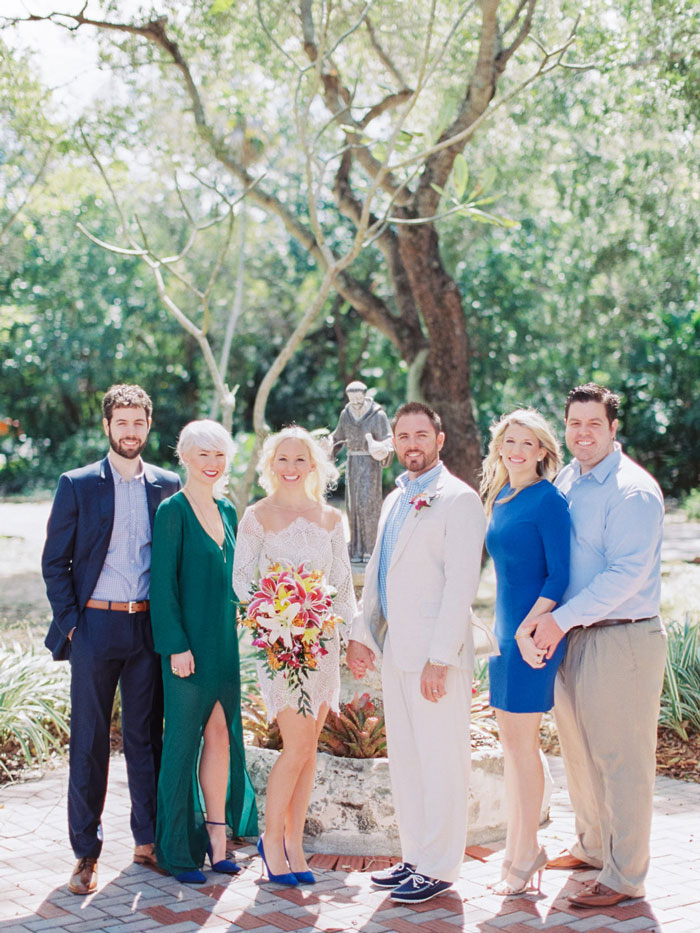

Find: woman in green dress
<box><xmin>150</xmin><ymin>420</ymin><xmax>258</xmax><ymax>883</ymax></box>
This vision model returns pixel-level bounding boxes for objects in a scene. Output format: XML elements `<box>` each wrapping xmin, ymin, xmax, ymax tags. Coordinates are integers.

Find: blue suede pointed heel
<box><xmin>173</xmin><ymin>869</ymin><xmax>206</xmax><ymax>884</ymax></box>
<box><xmin>204</xmin><ymin>821</ymin><xmax>241</xmax><ymax>875</ymax></box>
<box><xmin>283</xmin><ymin>840</ymin><xmax>316</xmax><ymax>884</ymax></box>
<box><xmin>256</xmin><ymin>837</ymin><xmax>298</xmax><ymax>886</ymax></box>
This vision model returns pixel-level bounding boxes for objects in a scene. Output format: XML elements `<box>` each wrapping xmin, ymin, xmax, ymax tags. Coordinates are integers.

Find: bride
<box><xmin>233</xmin><ymin>426</ymin><xmax>356</xmax><ymax>886</ymax></box>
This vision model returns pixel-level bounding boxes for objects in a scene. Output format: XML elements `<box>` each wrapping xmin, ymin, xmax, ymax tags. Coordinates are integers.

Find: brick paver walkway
<box><xmin>1</xmin><ymin>756</ymin><xmax>698</xmax><ymax>932</ymax></box>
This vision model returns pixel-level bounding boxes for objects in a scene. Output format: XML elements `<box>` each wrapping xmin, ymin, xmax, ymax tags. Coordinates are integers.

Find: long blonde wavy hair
<box><xmin>479</xmin><ymin>408</ymin><xmax>562</xmax><ymax>516</ymax></box>
<box><xmin>257</xmin><ymin>426</ymin><xmax>339</xmax><ymax>504</ymax></box>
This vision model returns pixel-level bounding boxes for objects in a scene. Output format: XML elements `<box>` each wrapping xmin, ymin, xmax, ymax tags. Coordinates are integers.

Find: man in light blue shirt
<box><xmin>526</xmin><ymin>384</ymin><xmax>667</xmax><ymax>908</ymax></box>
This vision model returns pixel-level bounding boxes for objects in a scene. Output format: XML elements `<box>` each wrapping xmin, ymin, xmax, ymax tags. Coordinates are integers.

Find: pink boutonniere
<box><xmin>410</xmin><ymin>492</ymin><xmax>439</xmax><ymax>511</ymax></box>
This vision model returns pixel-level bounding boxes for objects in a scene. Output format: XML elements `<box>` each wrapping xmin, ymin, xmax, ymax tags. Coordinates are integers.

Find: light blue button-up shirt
<box><xmin>377</xmin><ymin>461</ymin><xmax>443</xmax><ymax>618</ymax></box>
<box><xmin>552</xmin><ymin>443</ymin><xmax>664</xmax><ymax>633</ymax></box>
<box><xmin>91</xmin><ymin>459</ymin><xmax>152</xmax><ymax>602</ymax></box>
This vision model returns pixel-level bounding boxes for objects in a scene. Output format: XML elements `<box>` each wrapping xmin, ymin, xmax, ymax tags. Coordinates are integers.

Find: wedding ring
<box><xmin>171</xmin><ymin>668</ymin><xmax>178</xmax><ymax>675</ymax></box>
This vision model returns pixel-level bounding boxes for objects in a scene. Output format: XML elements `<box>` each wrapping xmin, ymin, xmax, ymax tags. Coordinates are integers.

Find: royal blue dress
<box><xmin>487</xmin><ymin>480</ymin><xmax>570</xmax><ymax>713</ymax></box>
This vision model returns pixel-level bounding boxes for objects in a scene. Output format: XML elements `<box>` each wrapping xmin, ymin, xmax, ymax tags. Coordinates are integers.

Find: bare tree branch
<box><xmin>358</xmin><ymin>88</ymin><xmax>414</xmax><ymax>128</ymax></box>
<box><xmin>498</xmin><ymin>0</ymin><xmax>537</xmax><ymax>68</ymax></box>
<box><xmin>365</xmin><ymin>15</ymin><xmax>408</xmax><ymax>89</ymax></box>
<box><xmin>503</xmin><ymin>0</ymin><xmax>529</xmax><ymax>36</ymax></box>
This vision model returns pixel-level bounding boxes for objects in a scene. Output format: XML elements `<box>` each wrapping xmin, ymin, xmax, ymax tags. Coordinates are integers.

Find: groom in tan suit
<box><xmin>347</xmin><ymin>402</ymin><xmax>486</xmax><ymax>903</ymax></box>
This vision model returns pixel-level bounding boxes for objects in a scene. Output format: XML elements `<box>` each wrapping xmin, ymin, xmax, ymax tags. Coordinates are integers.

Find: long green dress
<box><xmin>150</xmin><ymin>491</ymin><xmax>258</xmax><ymax>877</ymax></box>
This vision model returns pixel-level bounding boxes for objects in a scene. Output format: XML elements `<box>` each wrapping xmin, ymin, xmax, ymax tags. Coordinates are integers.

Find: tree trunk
<box><xmin>395</xmin><ymin>223</ymin><xmax>482</xmax><ymax>489</ymax></box>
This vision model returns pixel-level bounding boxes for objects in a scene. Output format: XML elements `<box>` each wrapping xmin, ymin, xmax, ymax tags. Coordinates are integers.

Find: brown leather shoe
<box><xmin>133</xmin><ymin>843</ymin><xmax>158</xmax><ymax>867</ymax></box>
<box><xmin>68</xmin><ymin>857</ymin><xmax>97</xmax><ymax>895</ymax></box>
<box><xmin>567</xmin><ymin>881</ymin><xmax>632</xmax><ymax>907</ymax></box>
<box><xmin>546</xmin><ymin>851</ymin><xmax>597</xmax><ymax>870</ymax></box>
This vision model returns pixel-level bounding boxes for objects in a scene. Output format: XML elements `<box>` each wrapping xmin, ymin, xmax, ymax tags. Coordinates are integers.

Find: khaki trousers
<box><xmin>381</xmin><ymin>635</ymin><xmax>471</xmax><ymax>884</ymax></box>
<box><xmin>554</xmin><ymin>618</ymin><xmax>667</xmax><ymax>896</ymax></box>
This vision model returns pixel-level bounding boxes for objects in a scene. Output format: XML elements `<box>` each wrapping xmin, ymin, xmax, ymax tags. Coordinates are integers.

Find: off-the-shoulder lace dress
<box><xmin>233</xmin><ymin>510</ymin><xmax>356</xmax><ymax>720</ymax></box>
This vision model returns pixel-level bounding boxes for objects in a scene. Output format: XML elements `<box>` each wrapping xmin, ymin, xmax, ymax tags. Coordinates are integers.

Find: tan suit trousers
<box><xmin>554</xmin><ymin>617</ymin><xmax>667</xmax><ymax>896</ymax></box>
<box><xmin>381</xmin><ymin>635</ymin><xmax>471</xmax><ymax>884</ymax></box>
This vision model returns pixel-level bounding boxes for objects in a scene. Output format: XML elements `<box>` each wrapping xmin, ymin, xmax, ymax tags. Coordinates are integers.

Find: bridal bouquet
<box><xmin>240</xmin><ymin>561</ymin><xmax>341</xmax><ymax>715</ymax></box>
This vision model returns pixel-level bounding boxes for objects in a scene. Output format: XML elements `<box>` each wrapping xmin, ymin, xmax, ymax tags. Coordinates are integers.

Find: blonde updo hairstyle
<box><xmin>176</xmin><ymin>419</ymin><xmax>236</xmax><ymax>496</ymax></box>
<box><xmin>257</xmin><ymin>426</ymin><xmax>339</xmax><ymax>504</ymax></box>
<box><xmin>479</xmin><ymin>408</ymin><xmax>562</xmax><ymax>516</ymax></box>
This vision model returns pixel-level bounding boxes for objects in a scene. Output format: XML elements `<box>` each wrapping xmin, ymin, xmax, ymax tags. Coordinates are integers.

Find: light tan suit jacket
<box><xmin>350</xmin><ymin>465</ymin><xmax>486</xmax><ymax>671</ymax></box>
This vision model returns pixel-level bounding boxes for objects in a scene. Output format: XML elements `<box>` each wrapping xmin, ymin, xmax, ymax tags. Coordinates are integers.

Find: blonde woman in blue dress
<box><xmin>233</xmin><ymin>427</ymin><xmax>356</xmax><ymax>886</ymax></box>
<box><xmin>480</xmin><ymin>409</ymin><xmax>570</xmax><ymax>896</ymax></box>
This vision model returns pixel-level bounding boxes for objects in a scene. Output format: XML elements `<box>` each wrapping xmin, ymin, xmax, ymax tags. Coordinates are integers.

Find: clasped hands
<box><xmin>515</xmin><ymin>612</ymin><xmax>565</xmax><ymax>669</ymax></box>
<box><xmin>346</xmin><ymin>639</ymin><xmax>447</xmax><ymax>703</ymax></box>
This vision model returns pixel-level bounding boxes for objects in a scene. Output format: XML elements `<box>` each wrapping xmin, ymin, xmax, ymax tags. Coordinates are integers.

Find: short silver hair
<box><xmin>175</xmin><ymin>419</ymin><xmax>236</xmax><ymax>466</ymax></box>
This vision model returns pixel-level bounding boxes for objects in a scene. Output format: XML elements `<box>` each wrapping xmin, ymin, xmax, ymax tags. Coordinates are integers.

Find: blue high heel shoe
<box><xmin>172</xmin><ymin>869</ymin><xmax>206</xmax><ymax>884</ymax></box>
<box><xmin>284</xmin><ymin>840</ymin><xmax>316</xmax><ymax>884</ymax></box>
<box><xmin>256</xmin><ymin>836</ymin><xmax>298</xmax><ymax>886</ymax></box>
<box><xmin>205</xmin><ymin>821</ymin><xmax>241</xmax><ymax>874</ymax></box>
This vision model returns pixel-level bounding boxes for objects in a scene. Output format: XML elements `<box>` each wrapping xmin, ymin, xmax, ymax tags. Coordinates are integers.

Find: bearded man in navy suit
<box><xmin>42</xmin><ymin>385</ymin><xmax>180</xmax><ymax>894</ymax></box>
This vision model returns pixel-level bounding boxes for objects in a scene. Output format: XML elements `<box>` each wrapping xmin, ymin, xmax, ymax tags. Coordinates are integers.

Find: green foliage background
<box><xmin>1</xmin><ymin>1</ymin><xmax>698</xmax><ymax>494</ymax></box>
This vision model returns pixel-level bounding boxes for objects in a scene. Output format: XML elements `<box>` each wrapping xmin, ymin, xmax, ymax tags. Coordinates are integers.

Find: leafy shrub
<box><xmin>681</xmin><ymin>489</ymin><xmax>700</xmax><ymax>521</ymax></box>
<box><xmin>0</xmin><ymin>644</ymin><xmax>71</xmax><ymax>780</ymax></box>
<box><xmin>660</xmin><ymin>617</ymin><xmax>700</xmax><ymax>741</ymax></box>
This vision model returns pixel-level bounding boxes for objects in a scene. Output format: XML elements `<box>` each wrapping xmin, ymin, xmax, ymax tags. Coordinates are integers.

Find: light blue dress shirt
<box><xmin>552</xmin><ymin>443</ymin><xmax>664</xmax><ymax>633</ymax></box>
<box><xmin>91</xmin><ymin>458</ymin><xmax>152</xmax><ymax>602</ymax></box>
<box><xmin>378</xmin><ymin>461</ymin><xmax>443</xmax><ymax>618</ymax></box>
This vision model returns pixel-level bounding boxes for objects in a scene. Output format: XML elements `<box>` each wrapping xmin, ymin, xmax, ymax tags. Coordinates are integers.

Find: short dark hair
<box><xmin>102</xmin><ymin>384</ymin><xmax>153</xmax><ymax>423</ymax></box>
<box><xmin>565</xmin><ymin>383</ymin><xmax>619</xmax><ymax>426</ymax></box>
<box><xmin>392</xmin><ymin>401</ymin><xmax>443</xmax><ymax>435</ymax></box>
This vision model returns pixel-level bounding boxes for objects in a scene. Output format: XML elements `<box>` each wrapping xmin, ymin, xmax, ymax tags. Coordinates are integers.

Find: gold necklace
<box><xmin>183</xmin><ymin>489</ymin><xmax>225</xmax><ymax>551</ymax></box>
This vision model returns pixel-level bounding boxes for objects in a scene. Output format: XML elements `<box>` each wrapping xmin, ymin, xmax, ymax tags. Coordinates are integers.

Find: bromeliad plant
<box><xmin>318</xmin><ymin>693</ymin><xmax>387</xmax><ymax>759</ymax></box>
<box><xmin>240</xmin><ymin>679</ymin><xmax>496</xmax><ymax>758</ymax></box>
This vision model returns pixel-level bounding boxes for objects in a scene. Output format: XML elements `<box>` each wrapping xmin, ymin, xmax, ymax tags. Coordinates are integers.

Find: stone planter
<box><xmin>244</xmin><ymin>744</ymin><xmax>552</xmax><ymax>856</ymax></box>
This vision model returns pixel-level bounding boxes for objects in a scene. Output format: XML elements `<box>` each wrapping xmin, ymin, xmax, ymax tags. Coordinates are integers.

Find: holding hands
<box><xmin>514</xmin><ymin>621</ymin><xmax>546</xmax><ymax>669</ymax></box>
<box><xmin>346</xmin><ymin>639</ymin><xmax>376</xmax><ymax>679</ymax></box>
<box><xmin>515</xmin><ymin>612</ymin><xmax>566</xmax><ymax>669</ymax></box>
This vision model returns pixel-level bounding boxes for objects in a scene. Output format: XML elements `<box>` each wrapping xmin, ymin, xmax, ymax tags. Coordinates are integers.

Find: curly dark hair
<box><xmin>102</xmin><ymin>384</ymin><xmax>153</xmax><ymax>423</ymax></box>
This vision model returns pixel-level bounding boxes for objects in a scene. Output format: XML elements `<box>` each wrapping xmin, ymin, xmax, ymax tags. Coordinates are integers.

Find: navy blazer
<box><xmin>42</xmin><ymin>456</ymin><xmax>181</xmax><ymax>661</ymax></box>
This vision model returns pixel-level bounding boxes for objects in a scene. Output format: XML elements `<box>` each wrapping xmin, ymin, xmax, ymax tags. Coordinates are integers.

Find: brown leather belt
<box><xmin>85</xmin><ymin>599</ymin><xmax>150</xmax><ymax>614</ymax></box>
<box><xmin>588</xmin><ymin>616</ymin><xmax>656</xmax><ymax>629</ymax></box>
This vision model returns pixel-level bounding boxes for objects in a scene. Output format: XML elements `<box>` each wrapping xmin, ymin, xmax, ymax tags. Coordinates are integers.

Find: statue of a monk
<box><xmin>331</xmin><ymin>381</ymin><xmax>393</xmax><ymax>562</ymax></box>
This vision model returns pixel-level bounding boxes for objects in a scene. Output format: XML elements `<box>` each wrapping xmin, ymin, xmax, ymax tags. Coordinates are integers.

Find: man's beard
<box><xmin>398</xmin><ymin>444</ymin><xmax>439</xmax><ymax>474</ymax></box>
<box><xmin>108</xmin><ymin>430</ymin><xmax>147</xmax><ymax>460</ymax></box>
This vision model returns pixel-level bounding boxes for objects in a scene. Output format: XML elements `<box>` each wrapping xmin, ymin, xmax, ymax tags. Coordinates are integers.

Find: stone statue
<box><xmin>331</xmin><ymin>381</ymin><xmax>393</xmax><ymax>562</ymax></box>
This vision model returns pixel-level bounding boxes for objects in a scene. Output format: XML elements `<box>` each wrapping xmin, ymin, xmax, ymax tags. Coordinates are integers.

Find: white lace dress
<box><xmin>233</xmin><ymin>510</ymin><xmax>356</xmax><ymax>720</ymax></box>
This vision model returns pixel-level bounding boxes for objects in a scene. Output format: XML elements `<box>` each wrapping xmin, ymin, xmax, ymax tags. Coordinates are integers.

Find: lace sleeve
<box><xmin>233</xmin><ymin>509</ymin><xmax>265</xmax><ymax>602</ymax></box>
<box><xmin>329</xmin><ymin>519</ymin><xmax>357</xmax><ymax>641</ymax></box>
